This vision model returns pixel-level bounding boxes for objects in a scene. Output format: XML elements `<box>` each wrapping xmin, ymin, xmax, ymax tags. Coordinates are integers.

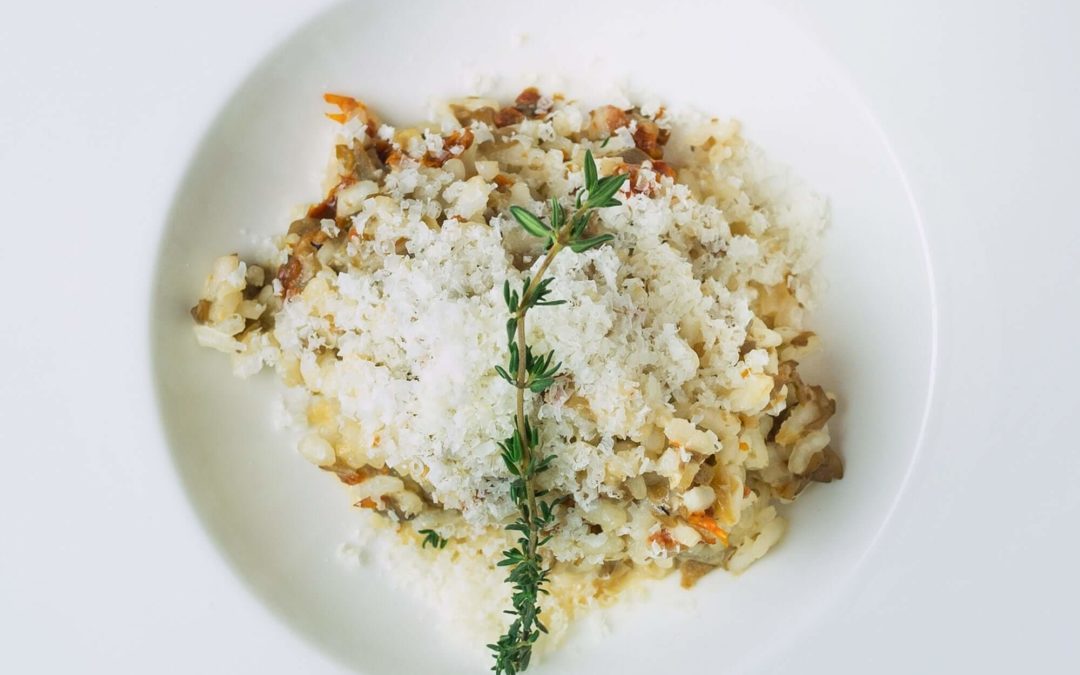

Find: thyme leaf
<box><xmin>418</xmin><ymin>529</ymin><xmax>448</xmax><ymax>549</ymax></box>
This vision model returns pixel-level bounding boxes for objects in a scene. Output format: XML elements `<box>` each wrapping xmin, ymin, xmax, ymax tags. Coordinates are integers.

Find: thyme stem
<box><xmin>512</xmin><ymin>239</ymin><xmax>563</xmax><ymax>628</ymax></box>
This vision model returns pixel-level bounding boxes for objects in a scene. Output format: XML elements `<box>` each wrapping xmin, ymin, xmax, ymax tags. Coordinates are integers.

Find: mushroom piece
<box><xmin>678</xmin><ymin>559</ymin><xmax>718</xmax><ymax>588</ymax></box>
<box><xmin>276</xmin><ymin>218</ymin><xmax>328</xmax><ymax>298</ymax></box>
<box><xmin>336</xmin><ymin>140</ymin><xmax>384</xmax><ymax>182</ymax></box>
<box><xmin>677</xmin><ymin>541</ymin><xmax>728</xmax><ymax>567</ymax></box>
<box><xmin>492</xmin><ymin>87</ymin><xmax>548</xmax><ymax>128</ymax></box>
<box><xmin>630</xmin><ymin>116</ymin><xmax>669</xmax><ymax>160</ymax></box>
<box><xmin>618</xmin><ymin>147</ymin><xmax>652</xmax><ymax>165</ymax></box>
<box><xmin>804</xmin><ymin>446</ymin><xmax>844</xmax><ymax>483</ymax></box>
<box><xmin>450</xmin><ymin>103</ymin><xmax>496</xmax><ymax>127</ymax></box>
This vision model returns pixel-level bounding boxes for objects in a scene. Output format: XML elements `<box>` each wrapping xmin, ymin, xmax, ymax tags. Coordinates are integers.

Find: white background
<box><xmin>1</xmin><ymin>1</ymin><xmax>1077</xmax><ymax>672</ymax></box>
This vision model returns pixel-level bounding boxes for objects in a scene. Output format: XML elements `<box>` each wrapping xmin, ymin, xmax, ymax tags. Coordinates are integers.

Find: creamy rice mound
<box><xmin>191</xmin><ymin>88</ymin><xmax>842</xmax><ymax>647</ymax></box>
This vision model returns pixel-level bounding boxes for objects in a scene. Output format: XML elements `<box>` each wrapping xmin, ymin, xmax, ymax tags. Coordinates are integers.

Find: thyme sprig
<box><xmin>488</xmin><ymin>151</ymin><xmax>628</xmax><ymax>675</ymax></box>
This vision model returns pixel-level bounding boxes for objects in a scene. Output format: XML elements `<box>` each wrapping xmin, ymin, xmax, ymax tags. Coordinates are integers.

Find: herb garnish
<box><xmin>418</xmin><ymin>529</ymin><xmax>448</xmax><ymax>549</ymax></box>
<box><xmin>488</xmin><ymin>151</ymin><xmax>628</xmax><ymax>674</ymax></box>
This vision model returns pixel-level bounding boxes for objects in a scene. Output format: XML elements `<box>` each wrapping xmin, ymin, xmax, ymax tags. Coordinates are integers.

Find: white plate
<box><xmin>2</xmin><ymin>1</ymin><xmax>1078</xmax><ymax>673</ymax></box>
<box><xmin>152</xmin><ymin>2</ymin><xmax>934</xmax><ymax>673</ymax></box>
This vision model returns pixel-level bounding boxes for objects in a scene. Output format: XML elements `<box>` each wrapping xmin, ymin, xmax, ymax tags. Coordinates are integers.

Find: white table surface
<box><xmin>1</xmin><ymin>1</ymin><xmax>1077</xmax><ymax>672</ymax></box>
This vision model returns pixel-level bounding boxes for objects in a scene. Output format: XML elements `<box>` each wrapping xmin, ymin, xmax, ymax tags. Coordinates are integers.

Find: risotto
<box><xmin>191</xmin><ymin>88</ymin><xmax>841</xmax><ymax>649</ymax></box>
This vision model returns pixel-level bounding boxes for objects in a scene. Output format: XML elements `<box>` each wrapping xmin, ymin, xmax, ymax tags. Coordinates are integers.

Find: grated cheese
<box><xmin>190</xmin><ymin>89</ymin><xmax>841</xmax><ymax>653</ymax></box>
